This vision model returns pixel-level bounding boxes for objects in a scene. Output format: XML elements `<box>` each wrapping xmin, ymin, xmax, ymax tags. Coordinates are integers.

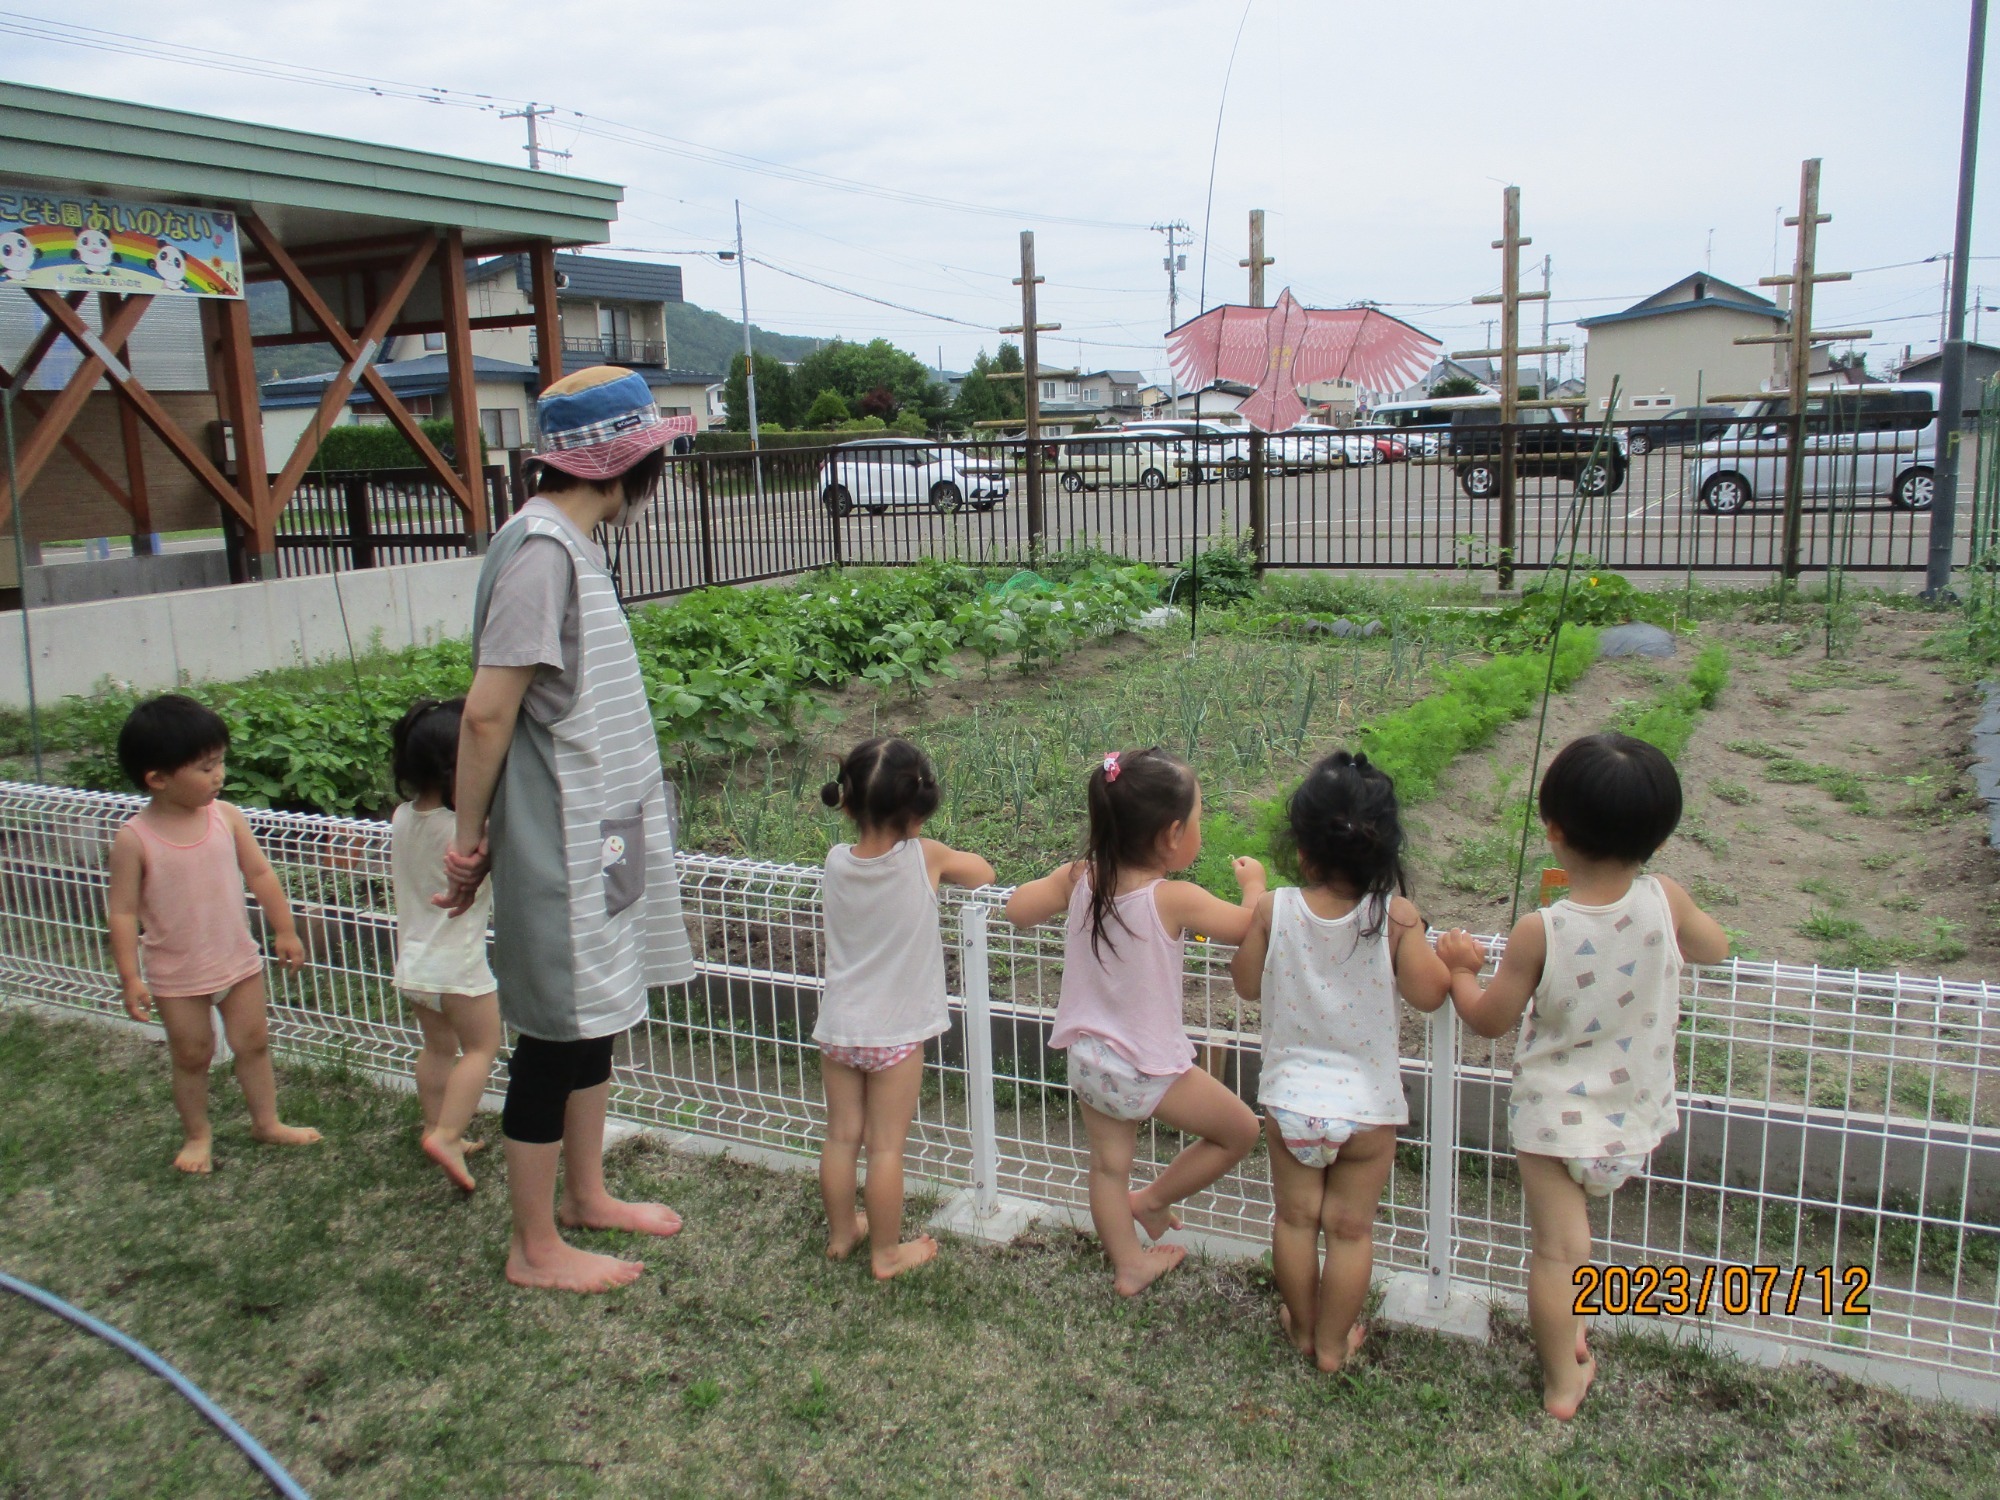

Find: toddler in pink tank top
<box><xmin>106</xmin><ymin>695</ymin><xmax>320</xmax><ymax>1174</ymax></box>
<box><xmin>1006</xmin><ymin>748</ymin><xmax>1265</xmax><ymax>1298</ymax></box>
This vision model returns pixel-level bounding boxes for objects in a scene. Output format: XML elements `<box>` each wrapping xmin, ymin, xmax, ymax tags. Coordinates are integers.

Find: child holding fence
<box><xmin>816</xmin><ymin>737</ymin><xmax>995</xmax><ymax>1280</ymax></box>
<box><xmin>391</xmin><ymin>699</ymin><xmax>502</xmax><ymax>1193</ymax></box>
<box><xmin>1437</xmin><ymin>731</ymin><xmax>1729</xmax><ymax>1419</ymax></box>
<box><xmin>105</xmin><ymin>694</ymin><xmax>321</xmax><ymax>1173</ymax></box>
<box><xmin>1006</xmin><ymin>748</ymin><xmax>1264</xmax><ymax>1296</ymax></box>
<box><xmin>1230</xmin><ymin>750</ymin><xmax>1451</xmax><ymax>1371</ymax></box>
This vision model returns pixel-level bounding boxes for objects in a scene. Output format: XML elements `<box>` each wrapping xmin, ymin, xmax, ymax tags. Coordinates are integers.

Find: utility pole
<box><xmin>1456</xmin><ymin>187</ymin><xmax>1566</xmax><ymax>584</ymax></box>
<box><xmin>1240</xmin><ymin>209</ymin><xmax>1275</xmax><ymax>571</ymax></box>
<box><xmin>1735</xmin><ymin>159</ymin><xmax>1870</xmax><ymax>580</ymax></box>
<box><xmin>500</xmin><ymin>103</ymin><xmax>568</xmax><ymax>171</ymax></box>
<box><xmin>733</xmin><ymin>201</ymin><xmax>765</xmax><ymax>507</ymax></box>
<box><xmin>1001</xmin><ymin>230</ymin><xmax>1060</xmax><ymax>555</ymax></box>
<box><xmin>1154</xmin><ymin>221</ymin><xmax>1189</xmax><ymax>416</ymax></box>
<box><xmin>1927</xmin><ymin>0</ymin><xmax>1988</xmax><ymax>597</ymax></box>
<box><xmin>1538</xmin><ymin>255</ymin><xmax>1552</xmax><ymax>396</ymax></box>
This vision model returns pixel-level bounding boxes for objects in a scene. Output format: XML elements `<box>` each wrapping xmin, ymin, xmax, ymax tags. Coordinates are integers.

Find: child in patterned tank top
<box><xmin>1231</xmin><ymin>751</ymin><xmax>1451</xmax><ymax>1373</ymax></box>
<box><xmin>105</xmin><ymin>695</ymin><xmax>320</xmax><ymax>1174</ymax></box>
<box><xmin>1438</xmin><ymin>733</ymin><xmax>1729</xmax><ymax>1420</ymax></box>
<box><xmin>816</xmin><ymin>738</ymin><xmax>994</xmax><ymax>1281</ymax></box>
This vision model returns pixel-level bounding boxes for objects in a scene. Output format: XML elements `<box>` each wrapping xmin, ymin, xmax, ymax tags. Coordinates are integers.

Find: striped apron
<box><xmin>472</xmin><ymin>505</ymin><xmax>696</xmax><ymax>1041</ymax></box>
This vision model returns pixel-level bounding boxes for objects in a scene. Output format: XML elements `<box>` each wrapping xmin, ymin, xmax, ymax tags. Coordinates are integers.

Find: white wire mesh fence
<box><xmin>3</xmin><ymin>783</ymin><xmax>1996</xmax><ymax>1387</ymax></box>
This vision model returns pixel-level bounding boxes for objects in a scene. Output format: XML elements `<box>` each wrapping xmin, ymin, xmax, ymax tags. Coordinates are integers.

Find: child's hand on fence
<box><xmin>121</xmin><ymin>978</ymin><xmax>152</xmax><ymax>1022</ymax></box>
<box><xmin>1230</xmin><ymin>856</ymin><xmax>1266</xmax><ymax>895</ymax></box>
<box><xmin>274</xmin><ymin>932</ymin><xmax>306</xmax><ymax>971</ymax></box>
<box><xmin>1436</xmin><ymin>929</ymin><xmax>1487</xmax><ymax>974</ymax></box>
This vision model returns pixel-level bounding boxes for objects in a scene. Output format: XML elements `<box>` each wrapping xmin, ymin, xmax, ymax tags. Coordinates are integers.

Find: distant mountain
<box><xmin>248</xmin><ymin>281</ymin><xmax>343</xmax><ymax>383</ymax></box>
<box><xmin>663</xmin><ymin>301</ymin><xmax>822</xmax><ymax>376</ymax></box>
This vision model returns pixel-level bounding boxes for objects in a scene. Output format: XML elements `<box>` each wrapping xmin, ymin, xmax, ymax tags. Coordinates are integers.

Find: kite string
<box><xmin>1197</xmin><ymin>0</ymin><xmax>1255</xmax><ymax>316</ymax></box>
<box><xmin>1506</xmin><ymin>376</ymin><xmax>1623</xmax><ymax>930</ymax></box>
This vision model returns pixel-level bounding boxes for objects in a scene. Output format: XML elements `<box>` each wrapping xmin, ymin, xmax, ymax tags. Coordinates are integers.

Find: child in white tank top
<box><xmin>1007</xmin><ymin>748</ymin><xmax>1266</xmax><ymax>1299</ymax></box>
<box><xmin>1439</xmin><ymin>733</ymin><xmax>1730</xmax><ymax>1422</ymax></box>
<box><xmin>1231</xmin><ymin>751</ymin><xmax>1450</xmax><ymax>1373</ymax></box>
<box><xmin>816</xmin><ymin>738</ymin><xmax>994</xmax><ymax>1281</ymax></box>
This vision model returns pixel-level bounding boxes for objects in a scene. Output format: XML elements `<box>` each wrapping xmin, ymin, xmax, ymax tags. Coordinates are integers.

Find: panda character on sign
<box><xmin>0</xmin><ymin>230</ymin><xmax>32</xmax><ymax>282</ymax></box>
<box><xmin>73</xmin><ymin>226</ymin><xmax>113</xmax><ymax>276</ymax></box>
<box><xmin>152</xmin><ymin>243</ymin><xmax>187</xmax><ymax>292</ymax></box>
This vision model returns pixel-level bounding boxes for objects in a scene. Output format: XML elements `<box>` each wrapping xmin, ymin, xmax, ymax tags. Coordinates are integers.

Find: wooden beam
<box><xmin>239</xmin><ymin>214</ymin><xmax>469</xmax><ymax>515</ymax></box>
<box><xmin>10</xmin><ymin>387</ymin><xmax>135</xmax><ymax>517</ymax></box>
<box><xmin>439</xmin><ymin>228</ymin><xmax>489</xmax><ymax>542</ymax></box>
<box><xmin>217</xmin><ymin>295</ymin><xmax>274</xmax><ymax>568</ymax></box>
<box><xmin>530</xmin><ymin>243</ymin><xmax>563</xmax><ymax>391</ymax></box>
<box><xmin>118</xmin><ymin>396</ymin><xmax>151</xmax><ymax>535</ymax></box>
<box><xmin>0</xmin><ymin>291</ymin><xmax>86</xmax><ymax>391</ymax></box>
<box><xmin>24</xmin><ymin>290</ymin><xmax>252</xmax><ymax>530</ymax></box>
<box><xmin>0</xmin><ymin>291</ymin><xmax>152</xmax><ymax>527</ymax></box>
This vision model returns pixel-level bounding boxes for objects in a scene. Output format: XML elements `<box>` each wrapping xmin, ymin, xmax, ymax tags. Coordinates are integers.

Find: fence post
<box><xmin>343</xmin><ymin>475</ymin><xmax>375</xmax><ymax>571</ymax></box>
<box><xmin>959</xmin><ymin>901</ymin><xmax>1000</xmax><ymax>1219</ymax></box>
<box><xmin>694</xmin><ymin>457</ymin><xmax>717</xmax><ymax>588</ymax></box>
<box><xmin>1781</xmin><ymin>410</ymin><xmax>1806</xmax><ymax>582</ymax></box>
<box><xmin>1425</xmin><ymin>1001</ymin><xmax>1460</xmax><ymax>1312</ymax></box>
<box><xmin>1497</xmin><ymin>424</ymin><xmax>1517</xmax><ymax>589</ymax></box>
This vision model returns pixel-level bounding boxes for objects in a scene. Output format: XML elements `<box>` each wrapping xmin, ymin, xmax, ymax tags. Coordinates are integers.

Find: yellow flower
<box><xmin>1587</xmin><ymin>576</ymin><xmax>1599</xmax><ymax>586</ymax></box>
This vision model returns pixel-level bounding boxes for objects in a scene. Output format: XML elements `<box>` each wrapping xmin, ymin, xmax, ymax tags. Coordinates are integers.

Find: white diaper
<box><xmin>1067</xmin><ymin>1033</ymin><xmax>1181</xmax><ymax>1123</ymax></box>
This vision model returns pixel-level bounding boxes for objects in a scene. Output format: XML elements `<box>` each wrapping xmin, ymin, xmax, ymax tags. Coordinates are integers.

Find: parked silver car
<box><xmin>818</xmin><ymin>439</ymin><xmax>1010</xmax><ymax>516</ymax></box>
<box><xmin>1687</xmin><ymin>384</ymin><xmax>1938</xmax><ymax>515</ymax></box>
<box><xmin>1055</xmin><ymin>435</ymin><xmax>1178</xmax><ymax>492</ymax></box>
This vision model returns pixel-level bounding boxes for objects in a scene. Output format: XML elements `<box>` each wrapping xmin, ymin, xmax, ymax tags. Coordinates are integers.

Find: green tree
<box><xmin>788</xmin><ymin>338</ymin><xmax>945</xmax><ymax>424</ymax></box>
<box><xmin>801</xmin><ymin>387</ymin><xmax>850</xmax><ymax>428</ymax></box>
<box><xmin>948</xmin><ymin>344</ymin><xmax>1025</xmax><ymax>430</ymax></box>
<box><xmin>722</xmin><ymin>352</ymin><xmax>798</xmax><ymax>430</ymax></box>
<box><xmin>1430</xmin><ymin>374</ymin><xmax>1484</xmax><ymax>398</ymax></box>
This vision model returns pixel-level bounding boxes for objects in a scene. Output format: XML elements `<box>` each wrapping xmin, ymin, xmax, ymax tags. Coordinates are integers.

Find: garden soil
<box><xmin>1407</xmin><ymin>606</ymin><xmax>2000</xmax><ymax>981</ymax></box>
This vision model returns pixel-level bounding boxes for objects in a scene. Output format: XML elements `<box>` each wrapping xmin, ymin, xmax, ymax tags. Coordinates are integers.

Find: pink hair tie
<box><xmin>1102</xmin><ymin>751</ymin><xmax>1122</xmax><ymax>783</ymax></box>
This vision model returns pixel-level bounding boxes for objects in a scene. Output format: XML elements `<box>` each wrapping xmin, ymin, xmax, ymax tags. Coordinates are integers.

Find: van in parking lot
<box><xmin>1055</xmin><ymin>435</ymin><xmax>1177</xmax><ymax>491</ymax></box>
<box><xmin>1686</xmin><ymin>384</ymin><xmax>1938</xmax><ymax>514</ymax></box>
<box><xmin>1367</xmin><ymin>394</ymin><xmax>1497</xmax><ymax>456</ymax></box>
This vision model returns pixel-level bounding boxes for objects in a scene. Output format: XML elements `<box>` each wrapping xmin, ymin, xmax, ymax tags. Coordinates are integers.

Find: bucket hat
<box><xmin>530</xmin><ymin>366</ymin><xmax>677</xmax><ymax>480</ymax></box>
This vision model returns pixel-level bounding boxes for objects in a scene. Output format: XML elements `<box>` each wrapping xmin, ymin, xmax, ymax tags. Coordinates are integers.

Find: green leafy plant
<box><xmin>1615</xmin><ymin>645</ymin><xmax>1730</xmax><ymax>760</ymax></box>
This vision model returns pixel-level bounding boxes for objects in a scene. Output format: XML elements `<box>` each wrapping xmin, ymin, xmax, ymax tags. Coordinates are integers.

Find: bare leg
<box><xmin>217</xmin><ymin>973</ymin><xmax>320</xmax><ymax>1148</ymax></box>
<box><xmin>1079</xmin><ymin>1102</ymin><xmax>1185</xmax><ymax>1295</ymax></box>
<box><xmin>820</xmin><ymin>1056</ymin><xmax>868</xmax><ymax>1260</ymax></box>
<box><xmin>1131</xmin><ymin>1068</ymin><xmax>1260</xmax><ymax>1236</ymax></box>
<box><xmin>153</xmin><ymin>993</ymin><xmax>218</xmax><ymax>1174</ymax></box>
<box><xmin>504</xmin><ymin>1136</ymin><xmax>643</xmax><ymax>1293</ymax></box>
<box><xmin>1314</xmin><ymin>1125</ymin><xmax>1395</xmax><ymax>1374</ymax></box>
<box><xmin>410</xmin><ymin>1001</ymin><xmax>456</xmax><ymax>1136</ymax></box>
<box><xmin>1519</xmin><ymin>1152</ymin><xmax>1598</xmax><ymax>1419</ymax></box>
<box><xmin>420</xmin><ymin>994</ymin><xmax>501</xmax><ymax>1192</ymax></box>
<box><xmin>861</xmin><ymin>1049</ymin><xmax>937</xmax><ymax>1280</ymax></box>
<box><xmin>1263</xmin><ymin>1115</ymin><xmax>1327</xmax><ymax>1361</ymax></box>
<box><xmin>557</xmin><ymin>1081</ymin><xmax>682</xmax><ymax>1238</ymax></box>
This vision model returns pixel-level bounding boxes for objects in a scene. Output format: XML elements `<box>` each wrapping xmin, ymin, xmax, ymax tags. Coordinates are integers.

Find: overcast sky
<box><xmin>6</xmin><ymin>1</ymin><xmax>1996</xmax><ymax>383</ymax></box>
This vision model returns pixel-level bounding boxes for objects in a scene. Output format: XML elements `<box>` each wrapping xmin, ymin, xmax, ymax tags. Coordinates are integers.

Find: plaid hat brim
<box><xmin>530</xmin><ymin>419</ymin><xmax>677</xmax><ymax>480</ymax></box>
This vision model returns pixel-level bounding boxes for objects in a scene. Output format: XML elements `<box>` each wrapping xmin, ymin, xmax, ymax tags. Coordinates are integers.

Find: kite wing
<box><xmin>1292</xmin><ymin>306</ymin><xmax>1440</xmax><ymax>394</ymax></box>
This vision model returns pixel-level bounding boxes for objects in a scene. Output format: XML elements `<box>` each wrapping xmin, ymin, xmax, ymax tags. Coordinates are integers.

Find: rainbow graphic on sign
<box><xmin>0</xmin><ymin>188</ymin><xmax>243</xmax><ymax>300</ymax></box>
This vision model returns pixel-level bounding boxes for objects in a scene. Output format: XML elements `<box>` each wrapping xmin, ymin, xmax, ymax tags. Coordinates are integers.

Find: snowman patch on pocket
<box><xmin>599</xmin><ymin>813</ymin><xmax>646</xmax><ymax>918</ymax></box>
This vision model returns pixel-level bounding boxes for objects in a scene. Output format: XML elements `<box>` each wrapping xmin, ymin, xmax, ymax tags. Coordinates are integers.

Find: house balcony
<box><xmin>559</xmin><ymin>336</ymin><xmax>669</xmax><ymax>368</ymax></box>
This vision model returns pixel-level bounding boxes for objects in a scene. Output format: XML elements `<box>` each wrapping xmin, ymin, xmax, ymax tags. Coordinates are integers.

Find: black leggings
<box><xmin>501</xmin><ymin>1033</ymin><xmax>616</xmax><ymax>1145</ymax></box>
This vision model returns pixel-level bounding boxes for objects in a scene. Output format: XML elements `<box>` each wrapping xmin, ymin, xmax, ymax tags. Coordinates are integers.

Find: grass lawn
<box><xmin>3</xmin><ymin>1011</ymin><xmax>1997</xmax><ymax>1498</ymax></box>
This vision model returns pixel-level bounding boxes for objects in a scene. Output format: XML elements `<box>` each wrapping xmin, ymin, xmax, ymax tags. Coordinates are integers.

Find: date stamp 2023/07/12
<box><xmin>1574</xmin><ymin>1264</ymin><xmax>1872</xmax><ymax>1319</ymax></box>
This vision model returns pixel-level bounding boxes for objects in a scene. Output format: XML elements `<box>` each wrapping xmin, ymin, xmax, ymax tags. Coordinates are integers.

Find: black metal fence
<box><xmin>268</xmin><ymin>420</ymin><xmax>1973</xmax><ymax>601</ymax></box>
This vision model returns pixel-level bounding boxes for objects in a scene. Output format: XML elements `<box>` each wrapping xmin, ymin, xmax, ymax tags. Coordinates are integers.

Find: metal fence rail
<box><xmin>270</xmin><ymin>468</ymin><xmax>515</xmax><ymax>579</ymax></box>
<box><xmin>2</xmin><ymin>783</ymin><xmax>1994</xmax><ymax>1389</ymax></box>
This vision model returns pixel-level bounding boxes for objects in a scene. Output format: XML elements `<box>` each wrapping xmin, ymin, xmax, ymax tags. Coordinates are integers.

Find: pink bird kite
<box><xmin>1165</xmin><ymin>289</ymin><xmax>1440</xmax><ymax>434</ymax></box>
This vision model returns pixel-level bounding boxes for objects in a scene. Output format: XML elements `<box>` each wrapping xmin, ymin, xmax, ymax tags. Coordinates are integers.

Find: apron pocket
<box><xmin>599</xmin><ymin>813</ymin><xmax>646</xmax><ymax>918</ymax></box>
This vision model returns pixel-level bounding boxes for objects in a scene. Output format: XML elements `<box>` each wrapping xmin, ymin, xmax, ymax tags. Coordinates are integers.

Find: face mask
<box><xmin>611</xmin><ymin>490</ymin><xmax>654</xmax><ymax>531</ymax></box>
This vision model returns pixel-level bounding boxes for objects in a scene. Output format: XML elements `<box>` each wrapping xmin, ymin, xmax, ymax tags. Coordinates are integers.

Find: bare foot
<box><xmin>463</xmin><ymin>1139</ymin><xmax>487</xmax><ymax>1157</ymax></box>
<box><xmin>1316</xmin><ymin>1320</ymin><xmax>1369</xmax><ymax>1374</ymax></box>
<box><xmin>1112</xmin><ymin>1243</ymin><xmax>1186</xmax><ymax>1296</ymax></box>
<box><xmin>1279</xmin><ymin>1304</ymin><xmax>1316</xmax><ymax>1360</ymax></box>
<box><xmin>872</xmin><ymin>1235</ymin><xmax>939</xmax><ymax>1281</ymax></box>
<box><xmin>1576</xmin><ymin>1326</ymin><xmax>1590</xmax><ymax>1364</ymax></box>
<box><xmin>1130</xmin><ymin>1190</ymin><xmax>1183</xmax><ymax>1243</ymax></box>
<box><xmin>422</xmin><ymin>1132</ymin><xmax>476</xmax><ymax>1192</ymax></box>
<box><xmin>173</xmin><ymin>1135</ymin><xmax>213</xmax><ymax>1175</ymax></box>
<box><xmin>827</xmin><ymin>1212</ymin><xmax>869</xmax><ymax>1261</ymax></box>
<box><xmin>559</xmin><ymin>1197</ymin><xmax>683</xmax><ymax>1238</ymax></box>
<box><xmin>1543</xmin><ymin>1353</ymin><xmax>1598</xmax><ymax>1421</ymax></box>
<box><xmin>251</xmin><ymin>1122</ymin><xmax>322</xmax><ymax>1147</ymax></box>
<box><xmin>505</xmin><ymin>1235</ymin><xmax>643</xmax><ymax>1294</ymax></box>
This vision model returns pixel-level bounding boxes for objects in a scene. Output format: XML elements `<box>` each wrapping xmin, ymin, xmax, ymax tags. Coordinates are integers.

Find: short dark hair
<box><xmin>528</xmin><ymin>446</ymin><xmax>666</xmax><ymax>506</ymax></box>
<box><xmin>116</xmin><ymin>694</ymin><xmax>229</xmax><ymax>789</ymax></box>
<box><xmin>392</xmin><ymin>698</ymin><xmax>464</xmax><ymax>806</ymax></box>
<box><xmin>1275</xmin><ymin>750</ymin><xmax>1408</xmax><ymax>938</ymax></box>
<box><xmin>1538</xmin><ymin>732</ymin><xmax>1682</xmax><ymax>865</ymax></box>
<box><xmin>820</xmin><ymin>737</ymin><xmax>940</xmax><ymax>833</ymax></box>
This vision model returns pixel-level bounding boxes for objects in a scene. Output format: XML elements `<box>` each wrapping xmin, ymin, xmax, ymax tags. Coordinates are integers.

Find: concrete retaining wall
<box><xmin>0</xmin><ymin>555</ymin><xmax>483</xmax><ymax>706</ymax></box>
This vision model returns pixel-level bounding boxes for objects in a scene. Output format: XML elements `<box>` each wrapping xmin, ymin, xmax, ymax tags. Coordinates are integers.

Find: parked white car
<box><xmin>818</xmin><ymin>439</ymin><xmax>1010</xmax><ymax>516</ymax></box>
<box><xmin>1686</xmin><ymin>384</ymin><xmax>1938</xmax><ymax>515</ymax></box>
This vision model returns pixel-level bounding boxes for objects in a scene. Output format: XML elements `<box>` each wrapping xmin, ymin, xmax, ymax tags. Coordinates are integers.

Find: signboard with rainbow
<box><xmin>0</xmin><ymin>187</ymin><xmax>243</xmax><ymax>300</ymax></box>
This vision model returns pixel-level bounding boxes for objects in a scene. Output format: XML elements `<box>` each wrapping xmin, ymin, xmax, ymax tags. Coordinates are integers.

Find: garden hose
<box><xmin>0</xmin><ymin>1269</ymin><xmax>311</xmax><ymax>1500</ymax></box>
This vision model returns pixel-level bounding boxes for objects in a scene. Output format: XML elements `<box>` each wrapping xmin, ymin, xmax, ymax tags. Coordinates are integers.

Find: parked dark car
<box><xmin>1449</xmin><ymin>407</ymin><xmax>1627</xmax><ymax>497</ymax></box>
<box><xmin>1624</xmin><ymin>404</ymin><xmax>1747</xmax><ymax>456</ymax></box>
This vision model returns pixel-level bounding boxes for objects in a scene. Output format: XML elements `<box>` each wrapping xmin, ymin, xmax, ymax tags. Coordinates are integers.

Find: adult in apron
<box><xmin>445</xmin><ymin>366</ymin><xmax>696</xmax><ymax>1293</ymax></box>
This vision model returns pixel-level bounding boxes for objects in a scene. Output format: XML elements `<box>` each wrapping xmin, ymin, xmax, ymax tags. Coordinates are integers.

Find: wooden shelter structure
<box><xmin>0</xmin><ymin>82</ymin><xmax>622</xmax><ymax>578</ymax></box>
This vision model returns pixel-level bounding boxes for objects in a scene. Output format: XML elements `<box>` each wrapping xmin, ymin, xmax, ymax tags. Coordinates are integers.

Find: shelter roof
<box><xmin>1</xmin><ymin>81</ymin><xmax>621</xmax><ymax>250</ymax></box>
